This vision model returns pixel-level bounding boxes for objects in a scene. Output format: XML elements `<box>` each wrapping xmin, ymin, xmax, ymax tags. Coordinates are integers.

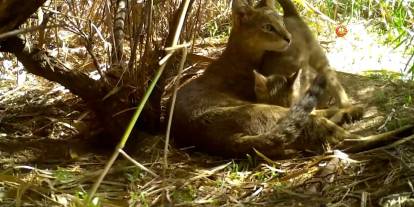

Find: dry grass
<box><xmin>1</xmin><ymin>57</ymin><xmax>414</xmax><ymax>206</ymax></box>
<box><xmin>1</xmin><ymin>0</ymin><xmax>414</xmax><ymax>206</ymax></box>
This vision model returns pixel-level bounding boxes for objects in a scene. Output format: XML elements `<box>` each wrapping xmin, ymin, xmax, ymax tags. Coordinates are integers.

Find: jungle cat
<box><xmin>257</xmin><ymin>0</ymin><xmax>354</xmax><ymax>109</ymax></box>
<box><xmin>172</xmin><ymin>0</ymin><xmax>413</xmax><ymax>158</ymax></box>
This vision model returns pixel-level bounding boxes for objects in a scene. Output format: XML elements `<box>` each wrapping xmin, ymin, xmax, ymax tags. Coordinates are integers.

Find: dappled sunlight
<box><xmin>356</xmin><ymin>85</ymin><xmax>376</xmax><ymax>97</ymax></box>
<box><xmin>327</xmin><ymin>21</ymin><xmax>411</xmax><ymax>77</ymax></box>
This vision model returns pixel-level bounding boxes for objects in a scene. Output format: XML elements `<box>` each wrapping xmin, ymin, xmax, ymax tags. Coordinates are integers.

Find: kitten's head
<box><xmin>254</xmin><ymin>70</ymin><xmax>298</xmax><ymax>106</ymax></box>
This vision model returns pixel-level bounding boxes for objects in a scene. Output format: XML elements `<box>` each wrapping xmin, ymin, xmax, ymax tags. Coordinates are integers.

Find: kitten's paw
<box><xmin>330</xmin><ymin>105</ymin><xmax>364</xmax><ymax>125</ymax></box>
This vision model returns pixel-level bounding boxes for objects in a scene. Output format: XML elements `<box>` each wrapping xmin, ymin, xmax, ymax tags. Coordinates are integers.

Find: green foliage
<box><xmin>198</xmin><ymin>1</ymin><xmax>231</xmax><ymax>38</ymax></box>
<box><xmin>128</xmin><ymin>192</ymin><xmax>151</xmax><ymax>207</ymax></box>
<box><xmin>405</xmin><ymin>50</ymin><xmax>414</xmax><ymax>78</ymax></box>
<box><xmin>124</xmin><ymin>167</ymin><xmax>144</xmax><ymax>182</ymax></box>
<box><xmin>405</xmin><ymin>94</ymin><xmax>412</xmax><ymax>105</ymax></box>
<box><xmin>362</xmin><ymin>70</ymin><xmax>403</xmax><ymax>81</ymax></box>
<box><xmin>171</xmin><ymin>187</ymin><xmax>197</xmax><ymax>203</ymax></box>
<box><xmin>73</xmin><ymin>192</ymin><xmax>101</xmax><ymax>207</ymax></box>
<box><xmin>373</xmin><ymin>90</ymin><xmax>388</xmax><ymax>105</ymax></box>
<box><xmin>246</xmin><ymin>154</ymin><xmax>258</xmax><ymax>167</ymax></box>
<box><xmin>227</xmin><ymin>156</ymin><xmax>257</xmax><ymax>174</ymax></box>
<box><xmin>54</xmin><ymin>167</ymin><xmax>75</xmax><ymax>183</ymax></box>
<box><xmin>251</xmin><ymin>166</ymin><xmax>280</xmax><ymax>182</ymax></box>
<box><xmin>226</xmin><ymin>160</ymin><xmax>251</xmax><ymax>182</ymax></box>
<box><xmin>205</xmin><ymin>20</ymin><xmax>230</xmax><ymax>38</ymax></box>
<box><xmin>139</xmin><ymin>192</ymin><xmax>150</xmax><ymax>207</ymax></box>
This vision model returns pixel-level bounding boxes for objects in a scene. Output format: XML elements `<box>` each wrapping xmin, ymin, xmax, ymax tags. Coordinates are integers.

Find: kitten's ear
<box><xmin>246</xmin><ymin>0</ymin><xmax>254</xmax><ymax>6</ymax></box>
<box><xmin>256</xmin><ymin>0</ymin><xmax>276</xmax><ymax>9</ymax></box>
<box><xmin>233</xmin><ymin>0</ymin><xmax>249</xmax><ymax>8</ymax></box>
<box><xmin>287</xmin><ymin>71</ymin><xmax>299</xmax><ymax>85</ymax></box>
<box><xmin>253</xmin><ymin>70</ymin><xmax>268</xmax><ymax>92</ymax></box>
<box><xmin>232</xmin><ymin>0</ymin><xmax>254</xmax><ymax>29</ymax></box>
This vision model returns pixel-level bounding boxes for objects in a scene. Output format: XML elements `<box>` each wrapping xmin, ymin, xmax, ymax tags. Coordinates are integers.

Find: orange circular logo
<box><xmin>335</xmin><ymin>25</ymin><xmax>348</xmax><ymax>37</ymax></box>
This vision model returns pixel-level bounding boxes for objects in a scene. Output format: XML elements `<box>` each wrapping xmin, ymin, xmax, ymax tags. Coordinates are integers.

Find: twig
<box><xmin>244</xmin><ymin>186</ymin><xmax>263</xmax><ymax>202</ymax></box>
<box><xmin>0</xmin><ymin>24</ymin><xmax>62</xmax><ymax>40</ymax></box>
<box><xmin>42</xmin><ymin>7</ymin><xmax>90</xmax><ymax>22</ymax></box>
<box><xmin>302</xmin><ymin>1</ymin><xmax>337</xmax><ymax>24</ymax></box>
<box><xmin>361</xmin><ymin>191</ymin><xmax>368</xmax><ymax>207</ymax></box>
<box><xmin>158</xmin><ymin>53</ymin><xmax>174</xmax><ymax>65</ymax></box>
<box><xmin>90</xmin><ymin>23</ymin><xmax>111</xmax><ymax>81</ymax></box>
<box><xmin>143</xmin><ymin>0</ymin><xmax>154</xmax><ymax>62</ymax></box>
<box><xmin>164</xmin><ymin>42</ymin><xmax>191</xmax><ymax>51</ymax></box>
<box><xmin>403</xmin><ymin>35</ymin><xmax>414</xmax><ymax>73</ymax></box>
<box><xmin>86</xmin><ymin>0</ymin><xmax>192</xmax><ymax>203</ymax></box>
<box><xmin>254</xmin><ymin>148</ymin><xmax>280</xmax><ymax>164</ymax></box>
<box><xmin>377</xmin><ymin>108</ymin><xmax>396</xmax><ymax>131</ymax></box>
<box><xmin>119</xmin><ymin>149</ymin><xmax>159</xmax><ymax>177</ymax></box>
<box><xmin>356</xmin><ymin>134</ymin><xmax>414</xmax><ymax>154</ymax></box>
<box><xmin>85</xmin><ymin>37</ymin><xmax>107</xmax><ymax>82</ymax></box>
<box><xmin>164</xmin><ymin>44</ymin><xmax>188</xmax><ymax>173</ymax></box>
<box><xmin>183</xmin><ymin>162</ymin><xmax>231</xmax><ymax>186</ymax></box>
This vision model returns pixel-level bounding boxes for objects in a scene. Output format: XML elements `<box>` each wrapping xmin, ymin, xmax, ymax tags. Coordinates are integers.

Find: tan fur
<box><xmin>254</xmin><ymin>69</ymin><xmax>297</xmax><ymax>107</ymax></box>
<box><xmin>254</xmin><ymin>70</ymin><xmax>364</xmax><ymax>124</ymax></box>
<box><xmin>258</xmin><ymin>0</ymin><xmax>352</xmax><ymax>108</ymax></box>
<box><xmin>172</xmin><ymin>0</ymin><xmax>412</xmax><ymax>158</ymax></box>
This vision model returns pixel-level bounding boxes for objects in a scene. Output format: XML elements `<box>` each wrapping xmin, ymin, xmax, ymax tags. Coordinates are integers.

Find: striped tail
<box><xmin>277</xmin><ymin>0</ymin><xmax>300</xmax><ymax>17</ymax></box>
<box><xmin>275</xmin><ymin>74</ymin><xmax>327</xmax><ymax>144</ymax></box>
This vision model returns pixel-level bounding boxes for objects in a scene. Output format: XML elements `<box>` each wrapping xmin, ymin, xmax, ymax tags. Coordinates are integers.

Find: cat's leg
<box><xmin>313</xmin><ymin>106</ymin><xmax>364</xmax><ymax>125</ymax></box>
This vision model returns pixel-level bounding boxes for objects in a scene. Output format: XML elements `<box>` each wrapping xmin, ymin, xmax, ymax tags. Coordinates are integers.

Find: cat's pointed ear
<box><xmin>287</xmin><ymin>71</ymin><xmax>299</xmax><ymax>85</ymax></box>
<box><xmin>253</xmin><ymin>70</ymin><xmax>268</xmax><ymax>91</ymax></box>
<box><xmin>256</xmin><ymin>0</ymin><xmax>276</xmax><ymax>9</ymax></box>
<box><xmin>233</xmin><ymin>0</ymin><xmax>250</xmax><ymax>8</ymax></box>
<box><xmin>232</xmin><ymin>0</ymin><xmax>254</xmax><ymax>29</ymax></box>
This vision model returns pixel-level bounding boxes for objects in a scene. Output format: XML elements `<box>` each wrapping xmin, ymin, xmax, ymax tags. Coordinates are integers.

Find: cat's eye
<box><xmin>262</xmin><ymin>24</ymin><xmax>277</xmax><ymax>33</ymax></box>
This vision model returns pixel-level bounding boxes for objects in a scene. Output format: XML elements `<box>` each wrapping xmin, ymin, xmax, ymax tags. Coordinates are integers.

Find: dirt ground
<box><xmin>1</xmin><ymin>68</ymin><xmax>414</xmax><ymax>206</ymax></box>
